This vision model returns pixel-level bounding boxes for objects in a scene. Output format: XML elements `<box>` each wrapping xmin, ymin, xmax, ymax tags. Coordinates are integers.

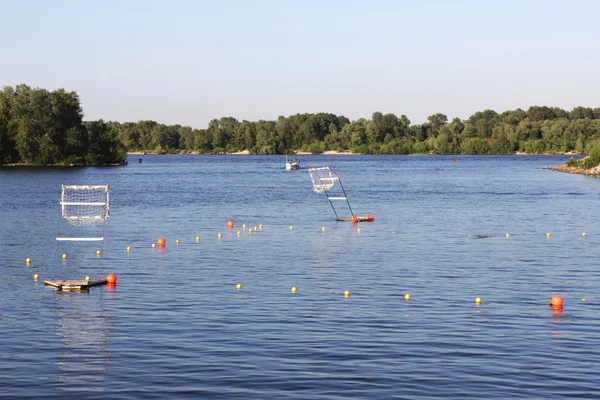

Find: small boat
<box><xmin>285</xmin><ymin>156</ymin><xmax>300</xmax><ymax>170</ymax></box>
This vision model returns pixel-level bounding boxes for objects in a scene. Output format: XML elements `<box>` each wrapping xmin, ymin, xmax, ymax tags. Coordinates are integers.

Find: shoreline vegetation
<box><xmin>2</xmin><ymin>84</ymin><xmax>600</xmax><ymax>170</ymax></box>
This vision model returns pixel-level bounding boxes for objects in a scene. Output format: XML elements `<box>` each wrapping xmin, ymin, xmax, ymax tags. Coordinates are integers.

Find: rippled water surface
<box><xmin>2</xmin><ymin>155</ymin><xmax>600</xmax><ymax>399</ymax></box>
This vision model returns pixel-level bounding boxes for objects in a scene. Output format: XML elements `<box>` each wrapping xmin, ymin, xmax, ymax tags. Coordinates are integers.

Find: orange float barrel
<box><xmin>106</xmin><ymin>273</ymin><xmax>117</xmax><ymax>284</ymax></box>
<box><xmin>550</xmin><ymin>295</ymin><xmax>563</xmax><ymax>307</ymax></box>
<box><xmin>157</xmin><ymin>237</ymin><xmax>166</xmax><ymax>247</ymax></box>
<box><xmin>228</xmin><ymin>220</ymin><xmax>234</xmax><ymax>229</ymax></box>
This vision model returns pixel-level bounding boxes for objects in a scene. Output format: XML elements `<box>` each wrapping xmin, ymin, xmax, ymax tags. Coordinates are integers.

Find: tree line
<box><xmin>2</xmin><ymin>84</ymin><xmax>600</xmax><ymax>166</ymax></box>
<box><xmin>112</xmin><ymin>107</ymin><xmax>600</xmax><ymax>156</ymax></box>
<box><xmin>0</xmin><ymin>85</ymin><xmax>126</xmax><ymax>165</ymax></box>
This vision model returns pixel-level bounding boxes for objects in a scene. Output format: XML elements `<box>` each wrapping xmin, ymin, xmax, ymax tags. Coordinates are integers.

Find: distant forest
<box><xmin>2</xmin><ymin>84</ymin><xmax>600</xmax><ymax>166</ymax></box>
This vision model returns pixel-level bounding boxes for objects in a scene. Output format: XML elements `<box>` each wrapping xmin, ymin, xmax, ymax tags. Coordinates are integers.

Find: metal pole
<box><xmin>337</xmin><ymin>177</ymin><xmax>354</xmax><ymax>216</ymax></box>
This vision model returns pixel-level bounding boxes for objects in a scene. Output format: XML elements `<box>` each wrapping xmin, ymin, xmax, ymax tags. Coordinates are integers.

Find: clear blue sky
<box><xmin>1</xmin><ymin>0</ymin><xmax>598</xmax><ymax>128</ymax></box>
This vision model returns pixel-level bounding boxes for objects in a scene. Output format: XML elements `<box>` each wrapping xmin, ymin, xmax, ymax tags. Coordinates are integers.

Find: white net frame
<box><xmin>60</xmin><ymin>185</ymin><xmax>110</xmax><ymax>228</ymax></box>
<box><xmin>308</xmin><ymin>167</ymin><xmax>339</xmax><ymax>194</ymax></box>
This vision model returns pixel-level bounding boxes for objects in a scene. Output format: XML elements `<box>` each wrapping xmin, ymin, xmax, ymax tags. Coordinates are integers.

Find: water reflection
<box><xmin>54</xmin><ymin>290</ymin><xmax>114</xmax><ymax>393</ymax></box>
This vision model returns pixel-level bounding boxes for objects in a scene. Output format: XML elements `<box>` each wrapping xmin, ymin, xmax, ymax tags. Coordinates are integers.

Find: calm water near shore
<box><xmin>2</xmin><ymin>154</ymin><xmax>600</xmax><ymax>399</ymax></box>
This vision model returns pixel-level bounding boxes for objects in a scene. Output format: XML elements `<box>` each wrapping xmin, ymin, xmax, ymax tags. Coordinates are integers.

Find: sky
<box><xmin>1</xmin><ymin>0</ymin><xmax>599</xmax><ymax>129</ymax></box>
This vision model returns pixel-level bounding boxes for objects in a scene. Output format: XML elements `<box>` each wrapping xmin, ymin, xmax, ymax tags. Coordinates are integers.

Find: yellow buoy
<box><xmin>546</xmin><ymin>232</ymin><xmax>551</xmax><ymax>237</ymax></box>
<box><xmin>236</xmin><ymin>283</ymin><xmax>242</xmax><ymax>290</ymax></box>
<box><xmin>33</xmin><ymin>273</ymin><xmax>39</xmax><ymax>280</ymax></box>
<box><xmin>392</xmin><ymin>231</ymin><xmax>396</xmax><ymax>234</ymax></box>
<box><xmin>254</xmin><ymin>226</ymin><xmax>258</xmax><ymax>231</ymax></box>
<box><xmin>126</xmin><ymin>246</ymin><xmax>131</xmax><ymax>252</ymax></box>
<box><xmin>322</xmin><ymin>227</ymin><xmax>326</xmax><ymax>232</ymax></box>
<box><xmin>582</xmin><ymin>298</ymin><xmax>587</xmax><ymax>302</ymax></box>
<box><xmin>85</xmin><ymin>276</ymin><xmax>90</xmax><ymax>281</ymax></box>
<box><xmin>289</xmin><ymin>225</ymin><xmax>293</xmax><ymax>230</ymax></box>
<box><xmin>26</xmin><ymin>258</ymin><xmax>31</xmax><ymax>264</ymax></box>
<box><xmin>237</xmin><ymin>231</ymin><xmax>241</xmax><ymax>236</ymax></box>
<box><xmin>249</xmin><ymin>228</ymin><xmax>253</xmax><ymax>234</ymax></box>
<box><xmin>175</xmin><ymin>239</ymin><xmax>180</xmax><ymax>245</ymax></box>
<box><xmin>505</xmin><ymin>233</ymin><xmax>510</xmax><ymax>238</ymax></box>
<box><xmin>475</xmin><ymin>297</ymin><xmax>482</xmax><ymax>304</ymax></box>
<box><xmin>259</xmin><ymin>224</ymin><xmax>263</xmax><ymax>229</ymax></box>
<box><xmin>96</xmin><ymin>250</ymin><xmax>101</xmax><ymax>256</ymax></box>
<box><xmin>218</xmin><ymin>233</ymin><xmax>223</xmax><ymax>239</ymax></box>
<box><xmin>152</xmin><ymin>243</ymin><xmax>156</xmax><ymax>248</ymax></box>
<box><xmin>405</xmin><ymin>294</ymin><xmax>411</xmax><ymax>301</ymax></box>
<box><xmin>196</xmin><ymin>236</ymin><xmax>200</xmax><ymax>241</ymax></box>
<box><xmin>582</xmin><ymin>232</ymin><xmax>587</xmax><ymax>237</ymax></box>
<box><xmin>291</xmin><ymin>286</ymin><xmax>297</xmax><ymax>293</ymax></box>
<box><xmin>357</xmin><ymin>228</ymin><xmax>361</xmax><ymax>233</ymax></box>
<box><xmin>242</xmin><ymin>224</ymin><xmax>246</xmax><ymax>229</ymax></box>
<box><xmin>62</xmin><ymin>253</ymin><xmax>67</xmax><ymax>259</ymax></box>
<box><xmin>344</xmin><ymin>290</ymin><xmax>350</xmax><ymax>297</ymax></box>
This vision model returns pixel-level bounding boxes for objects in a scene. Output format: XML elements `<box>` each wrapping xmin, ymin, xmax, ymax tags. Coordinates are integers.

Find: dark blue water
<box><xmin>2</xmin><ymin>155</ymin><xmax>600</xmax><ymax>398</ymax></box>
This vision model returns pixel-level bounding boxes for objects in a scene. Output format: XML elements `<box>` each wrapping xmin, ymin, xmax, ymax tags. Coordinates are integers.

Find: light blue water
<box><xmin>2</xmin><ymin>155</ymin><xmax>600</xmax><ymax>398</ymax></box>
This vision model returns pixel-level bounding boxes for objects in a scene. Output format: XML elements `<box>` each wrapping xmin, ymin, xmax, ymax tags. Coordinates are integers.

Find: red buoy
<box><xmin>106</xmin><ymin>273</ymin><xmax>117</xmax><ymax>284</ymax></box>
<box><xmin>228</xmin><ymin>220</ymin><xmax>234</xmax><ymax>229</ymax></box>
<box><xmin>157</xmin><ymin>237</ymin><xmax>166</xmax><ymax>247</ymax></box>
<box><xmin>550</xmin><ymin>295</ymin><xmax>564</xmax><ymax>307</ymax></box>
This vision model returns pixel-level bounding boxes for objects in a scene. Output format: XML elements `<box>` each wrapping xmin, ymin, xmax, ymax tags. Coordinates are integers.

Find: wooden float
<box><xmin>337</xmin><ymin>214</ymin><xmax>375</xmax><ymax>222</ymax></box>
<box><xmin>337</xmin><ymin>214</ymin><xmax>375</xmax><ymax>223</ymax></box>
<box><xmin>44</xmin><ymin>279</ymin><xmax>107</xmax><ymax>292</ymax></box>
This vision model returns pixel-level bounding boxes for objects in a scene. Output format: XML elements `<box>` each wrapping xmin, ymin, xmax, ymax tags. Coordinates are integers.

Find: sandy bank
<box><xmin>228</xmin><ymin>150</ymin><xmax>250</xmax><ymax>155</ymax></box>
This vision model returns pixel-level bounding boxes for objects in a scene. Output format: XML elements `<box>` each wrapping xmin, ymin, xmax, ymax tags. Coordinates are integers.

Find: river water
<box><xmin>1</xmin><ymin>154</ymin><xmax>600</xmax><ymax>398</ymax></box>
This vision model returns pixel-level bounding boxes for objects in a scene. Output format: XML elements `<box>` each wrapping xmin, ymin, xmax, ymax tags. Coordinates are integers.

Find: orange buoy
<box><xmin>352</xmin><ymin>215</ymin><xmax>358</xmax><ymax>222</ymax></box>
<box><xmin>106</xmin><ymin>273</ymin><xmax>117</xmax><ymax>284</ymax></box>
<box><xmin>157</xmin><ymin>237</ymin><xmax>166</xmax><ymax>247</ymax></box>
<box><xmin>550</xmin><ymin>295</ymin><xmax>563</xmax><ymax>307</ymax></box>
<box><xmin>228</xmin><ymin>220</ymin><xmax>234</xmax><ymax>229</ymax></box>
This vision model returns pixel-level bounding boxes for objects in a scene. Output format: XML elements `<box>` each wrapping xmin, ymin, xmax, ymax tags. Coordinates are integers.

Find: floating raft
<box><xmin>337</xmin><ymin>214</ymin><xmax>375</xmax><ymax>222</ymax></box>
<box><xmin>44</xmin><ymin>279</ymin><xmax>107</xmax><ymax>291</ymax></box>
